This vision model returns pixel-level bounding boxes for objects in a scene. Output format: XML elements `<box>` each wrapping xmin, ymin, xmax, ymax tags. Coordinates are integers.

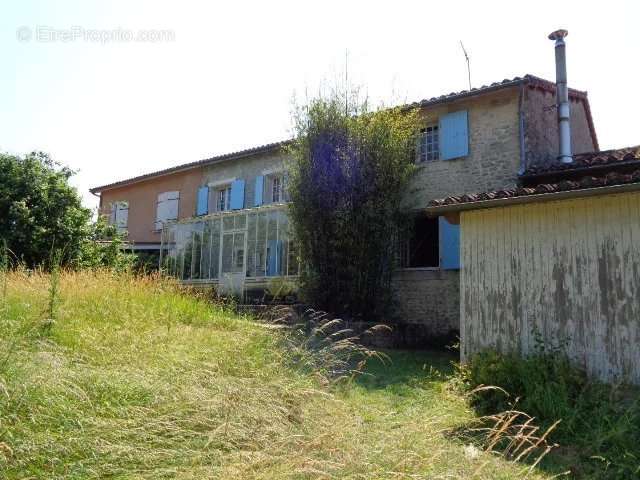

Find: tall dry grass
<box><xmin>0</xmin><ymin>270</ymin><xmax>554</xmax><ymax>479</ymax></box>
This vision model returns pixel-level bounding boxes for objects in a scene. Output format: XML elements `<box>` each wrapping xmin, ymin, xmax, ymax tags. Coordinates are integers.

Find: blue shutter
<box><xmin>439</xmin><ymin>216</ymin><xmax>460</xmax><ymax>270</ymax></box>
<box><xmin>230</xmin><ymin>179</ymin><xmax>245</xmax><ymax>210</ymax></box>
<box><xmin>266</xmin><ymin>240</ymin><xmax>278</xmax><ymax>276</ymax></box>
<box><xmin>266</xmin><ymin>240</ymin><xmax>285</xmax><ymax>276</ymax></box>
<box><xmin>439</xmin><ymin>110</ymin><xmax>469</xmax><ymax>160</ymax></box>
<box><xmin>254</xmin><ymin>175</ymin><xmax>264</xmax><ymax>206</ymax></box>
<box><xmin>196</xmin><ymin>186</ymin><xmax>209</xmax><ymax>216</ymax></box>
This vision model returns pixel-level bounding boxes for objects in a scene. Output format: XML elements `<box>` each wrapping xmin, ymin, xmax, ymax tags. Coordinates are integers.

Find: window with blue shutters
<box><xmin>439</xmin><ymin>110</ymin><xmax>469</xmax><ymax>160</ymax></box>
<box><xmin>439</xmin><ymin>216</ymin><xmax>460</xmax><ymax>270</ymax></box>
<box><xmin>196</xmin><ymin>186</ymin><xmax>209</xmax><ymax>216</ymax></box>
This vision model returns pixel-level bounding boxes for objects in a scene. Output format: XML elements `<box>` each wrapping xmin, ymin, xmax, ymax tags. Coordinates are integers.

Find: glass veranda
<box><xmin>160</xmin><ymin>204</ymin><xmax>299</xmax><ymax>284</ymax></box>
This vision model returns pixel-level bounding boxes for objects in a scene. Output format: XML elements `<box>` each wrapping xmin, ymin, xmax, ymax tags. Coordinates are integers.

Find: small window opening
<box><xmin>402</xmin><ymin>216</ymin><xmax>439</xmax><ymax>268</ymax></box>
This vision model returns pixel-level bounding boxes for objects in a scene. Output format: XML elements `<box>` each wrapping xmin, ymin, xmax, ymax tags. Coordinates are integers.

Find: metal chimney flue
<box><xmin>548</xmin><ymin>29</ymin><xmax>572</xmax><ymax>163</ymax></box>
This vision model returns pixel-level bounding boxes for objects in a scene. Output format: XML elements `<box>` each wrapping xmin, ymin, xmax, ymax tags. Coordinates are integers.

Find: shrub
<box><xmin>74</xmin><ymin>217</ymin><xmax>137</xmax><ymax>272</ymax></box>
<box><xmin>265</xmin><ymin>277</ymin><xmax>298</xmax><ymax>301</ymax></box>
<box><xmin>461</xmin><ymin>349</ymin><xmax>640</xmax><ymax>478</ymax></box>
<box><xmin>287</xmin><ymin>89</ymin><xmax>421</xmax><ymax>320</ymax></box>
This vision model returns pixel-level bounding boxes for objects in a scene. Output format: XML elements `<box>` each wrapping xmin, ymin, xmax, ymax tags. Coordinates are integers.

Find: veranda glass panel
<box><xmin>221</xmin><ymin>233</ymin><xmax>233</xmax><ymax>273</ymax></box>
<box><xmin>190</xmin><ymin>222</ymin><xmax>204</xmax><ymax>280</ymax></box>
<box><xmin>232</xmin><ymin>232</ymin><xmax>245</xmax><ymax>274</ymax></box>
<box><xmin>235</xmin><ymin>214</ymin><xmax>247</xmax><ymax>230</ymax></box>
<box><xmin>200</xmin><ymin>220</ymin><xmax>212</xmax><ymax>279</ymax></box>
<box><xmin>223</xmin><ymin>216</ymin><xmax>234</xmax><ymax>232</ymax></box>
<box><xmin>246</xmin><ymin>213</ymin><xmax>257</xmax><ymax>277</ymax></box>
<box><xmin>255</xmin><ymin>212</ymin><xmax>267</xmax><ymax>277</ymax></box>
<box><xmin>266</xmin><ymin>210</ymin><xmax>279</xmax><ymax>276</ymax></box>
<box><xmin>209</xmin><ymin>218</ymin><xmax>221</xmax><ymax>279</ymax></box>
<box><xmin>279</xmin><ymin>211</ymin><xmax>289</xmax><ymax>276</ymax></box>
<box><xmin>175</xmin><ymin>224</ymin><xmax>188</xmax><ymax>280</ymax></box>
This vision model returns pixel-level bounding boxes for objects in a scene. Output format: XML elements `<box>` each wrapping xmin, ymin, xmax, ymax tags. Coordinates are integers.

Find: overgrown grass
<box><xmin>1</xmin><ymin>270</ymin><xmax>553</xmax><ymax>479</ymax></box>
<box><xmin>462</xmin><ymin>349</ymin><xmax>640</xmax><ymax>479</ymax></box>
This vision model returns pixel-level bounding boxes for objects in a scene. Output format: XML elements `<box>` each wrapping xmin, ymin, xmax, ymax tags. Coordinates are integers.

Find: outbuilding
<box><xmin>427</xmin><ymin>146</ymin><xmax>640</xmax><ymax>384</ymax></box>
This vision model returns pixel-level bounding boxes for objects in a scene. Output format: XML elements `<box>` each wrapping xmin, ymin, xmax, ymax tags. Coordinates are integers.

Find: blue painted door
<box><xmin>439</xmin><ymin>216</ymin><xmax>460</xmax><ymax>270</ymax></box>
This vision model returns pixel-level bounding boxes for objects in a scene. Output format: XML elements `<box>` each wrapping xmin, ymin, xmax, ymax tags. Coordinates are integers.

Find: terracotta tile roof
<box><xmin>406</xmin><ymin>74</ymin><xmax>587</xmax><ymax>110</ymax></box>
<box><xmin>523</xmin><ymin>145</ymin><xmax>640</xmax><ymax>176</ymax></box>
<box><xmin>428</xmin><ymin>146</ymin><xmax>640</xmax><ymax>208</ymax></box>
<box><xmin>92</xmin><ymin>74</ymin><xmax>593</xmax><ymax>194</ymax></box>
<box><xmin>90</xmin><ymin>140</ymin><xmax>292</xmax><ymax>193</ymax></box>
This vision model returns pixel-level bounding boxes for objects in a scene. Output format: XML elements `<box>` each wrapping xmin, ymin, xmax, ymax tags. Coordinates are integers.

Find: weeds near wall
<box><xmin>459</xmin><ymin>349</ymin><xmax>640</xmax><ymax>478</ymax></box>
<box><xmin>455</xmin><ymin>385</ymin><xmax>562</xmax><ymax>478</ymax></box>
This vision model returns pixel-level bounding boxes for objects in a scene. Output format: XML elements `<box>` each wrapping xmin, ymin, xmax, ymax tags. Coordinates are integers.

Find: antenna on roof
<box><xmin>460</xmin><ymin>41</ymin><xmax>471</xmax><ymax>90</ymax></box>
<box><xmin>344</xmin><ymin>48</ymin><xmax>350</xmax><ymax>115</ymax></box>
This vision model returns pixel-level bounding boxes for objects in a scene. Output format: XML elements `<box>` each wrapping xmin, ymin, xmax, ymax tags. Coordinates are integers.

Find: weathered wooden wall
<box><xmin>460</xmin><ymin>191</ymin><xmax>640</xmax><ymax>384</ymax></box>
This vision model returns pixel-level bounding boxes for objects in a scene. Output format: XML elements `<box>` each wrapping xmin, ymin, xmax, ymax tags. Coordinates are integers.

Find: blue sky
<box><xmin>1</xmin><ymin>0</ymin><xmax>638</xmax><ymax>209</ymax></box>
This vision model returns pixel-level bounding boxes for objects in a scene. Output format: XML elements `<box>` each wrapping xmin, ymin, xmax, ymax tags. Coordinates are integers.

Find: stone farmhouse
<box><xmin>91</xmin><ymin>32</ymin><xmax>612</xmax><ymax>345</ymax></box>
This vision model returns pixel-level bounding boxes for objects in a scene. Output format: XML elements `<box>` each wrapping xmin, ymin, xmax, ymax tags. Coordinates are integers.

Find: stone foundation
<box><xmin>391</xmin><ymin>269</ymin><xmax>460</xmax><ymax>339</ymax></box>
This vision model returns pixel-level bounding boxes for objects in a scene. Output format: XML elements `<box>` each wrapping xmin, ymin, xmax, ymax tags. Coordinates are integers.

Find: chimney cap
<box><xmin>548</xmin><ymin>29</ymin><xmax>568</xmax><ymax>41</ymax></box>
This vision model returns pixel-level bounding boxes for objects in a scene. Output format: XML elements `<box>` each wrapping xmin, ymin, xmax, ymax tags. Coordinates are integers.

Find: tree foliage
<box><xmin>0</xmin><ymin>152</ymin><xmax>91</xmax><ymax>267</ymax></box>
<box><xmin>0</xmin><ymin>151</ymin><xmax>136</xmax><ymax>270</ymax></box>
<box><xmin>287</xmin><ymin>91</ymin><xmax>421</xmax><ymax>320</ymax></box>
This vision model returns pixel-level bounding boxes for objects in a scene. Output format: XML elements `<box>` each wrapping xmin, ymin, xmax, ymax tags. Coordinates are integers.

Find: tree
<box><xmin>287</xmin><ymin>90</ymin><xmax>421</xmax><ymax>320</ymax></box>
<box><xmin>0</xmin><ymin>152</ymin><xmax>91</xmax><ymax>267</ymax></box>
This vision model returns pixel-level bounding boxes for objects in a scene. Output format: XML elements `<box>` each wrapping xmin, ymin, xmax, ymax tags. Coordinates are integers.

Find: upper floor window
<box><xmin>216</xmin><ymin>185</ymin><xmax>232</xmax><ymax>212</ymax></box>
<box><xmin>266</xmin><ymin>173</ymin><xmax>288</xmax><ymax>203</ymax></box>
<box><xmin>272</xmin><ymin>175</ymin><xmax>282</xmax><ymax>203</ymax></box>
<box><xmin>417</xmin><ymin>125</ymin><xmax>439</xmax><ymax>162</ymax></box>
<box><xmin>155</xmin><ymin>191</ymin><xmax>179</xmax><ymax>231</ymax></box>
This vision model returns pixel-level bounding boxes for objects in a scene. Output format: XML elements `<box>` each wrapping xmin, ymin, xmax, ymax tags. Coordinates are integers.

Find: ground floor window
<box><xmin>401</xmin><ymin>216</ymin><xmax>439</xmax><ymax>268</ymax></box>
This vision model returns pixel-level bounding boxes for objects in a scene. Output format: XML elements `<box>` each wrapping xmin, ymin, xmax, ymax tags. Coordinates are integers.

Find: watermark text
<box><xmin>16</xmin><ymin>26</ymin><xmax>175</xmax><ymax>44</ymax></box>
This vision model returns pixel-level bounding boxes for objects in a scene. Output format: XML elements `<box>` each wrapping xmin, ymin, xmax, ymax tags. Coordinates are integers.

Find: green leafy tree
<box><xmin>288</xmin><ymin>90</ymin><xmax>421</xmax><ymax>320</ymax></box>
<box><xmin>0</xmin><ymin>152</ymin><xmax>91</xmax><ymax>267</ymax></box>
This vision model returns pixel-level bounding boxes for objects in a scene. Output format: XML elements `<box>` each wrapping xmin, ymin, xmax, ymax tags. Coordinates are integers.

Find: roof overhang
<box><xmin>90</xmin><ymin>140</ymin><xmax>290</xmax><ymax>194</ymax></box>
<box><xmin>424</xmin><ymin>182</ymin><xmax>640</xmax><ymax>216</ymax></box>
